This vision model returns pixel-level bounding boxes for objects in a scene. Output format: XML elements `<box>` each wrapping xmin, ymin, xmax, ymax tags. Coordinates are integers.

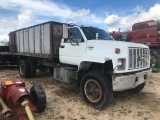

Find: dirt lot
<box><xmin>0</xmin><ymin>66</ymin><xmax>160</xmax><ymax>120</ymax></box>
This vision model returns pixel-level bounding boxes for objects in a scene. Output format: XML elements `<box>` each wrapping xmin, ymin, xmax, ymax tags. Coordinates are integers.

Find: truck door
<box><xmin>59</xmin><ymin>27</ymin><xmax>86</xmax><ymax>65</ymax></box>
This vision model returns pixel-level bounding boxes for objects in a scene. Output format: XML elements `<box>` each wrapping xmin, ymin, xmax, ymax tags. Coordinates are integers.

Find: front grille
<box><xmin>129</xmin><ymin>48</ymin><xmax>150</xmax><ymax>70</ymax></box>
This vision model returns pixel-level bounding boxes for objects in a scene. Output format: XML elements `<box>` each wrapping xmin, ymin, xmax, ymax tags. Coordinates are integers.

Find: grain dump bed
<box><xmin>9</xmin><ymin>21</ymin><xmax>65</xmax><ymax>60</ymax></box>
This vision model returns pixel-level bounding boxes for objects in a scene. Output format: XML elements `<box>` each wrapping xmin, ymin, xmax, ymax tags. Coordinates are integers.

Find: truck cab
<box><xmin>60</xmin><ymin>25</ymin><xmax>150</xmax><ymax>74</ymax></box>
<box><xmin>58</xmin><ymin>25</ymin><xmax>151</xmax><ymax>108</ymax></box>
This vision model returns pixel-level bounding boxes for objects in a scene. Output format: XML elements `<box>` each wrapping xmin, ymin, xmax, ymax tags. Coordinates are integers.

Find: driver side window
<box><xmin>64</xmin><ymin>28</ymin><xmax>84</xmax><ymax>43</ymax></box>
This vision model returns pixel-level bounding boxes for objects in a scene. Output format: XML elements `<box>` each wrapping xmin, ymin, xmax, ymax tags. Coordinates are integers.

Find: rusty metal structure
<box><xmin>9</xmin><ymin>21</ymin><xmax>64</xmax><ymax>60</ymax></box>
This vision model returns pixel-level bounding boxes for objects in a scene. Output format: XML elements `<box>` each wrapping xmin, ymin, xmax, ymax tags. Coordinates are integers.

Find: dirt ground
<box><xmin>0</xmin><ymin>66</ymin><xmax>160</xmax><ymax>120</ymax></box>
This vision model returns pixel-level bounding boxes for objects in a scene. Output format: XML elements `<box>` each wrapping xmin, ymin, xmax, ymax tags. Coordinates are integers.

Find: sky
<box><xmin>0</xmin><ymin>0</ymin><xmax>160</xmax><ymax>42</ymax></box>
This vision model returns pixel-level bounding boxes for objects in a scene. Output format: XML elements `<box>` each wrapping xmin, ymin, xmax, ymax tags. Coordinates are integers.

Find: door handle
<box><xmin>60</xmin><ymin>45</ymin><xmax>65</xmax><ymax>48</ymax></box>
<box><xmin>87</xmin><ymin>45</ymin><xmax>94</xmax><ymax>48</ymax></box>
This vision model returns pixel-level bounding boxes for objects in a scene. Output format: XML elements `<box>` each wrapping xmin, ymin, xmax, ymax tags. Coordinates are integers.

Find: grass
<box><xmin>152</xmin><ymin>68</ymin><xmax>160</xmax><ymax>72</ymax></box>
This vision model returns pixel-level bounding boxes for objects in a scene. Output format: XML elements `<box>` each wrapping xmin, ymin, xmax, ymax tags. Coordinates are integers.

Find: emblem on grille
<box><xmin>138</xmin><ymin>56</ymin><xmax>145</xmax><ymax>61</ymax></box>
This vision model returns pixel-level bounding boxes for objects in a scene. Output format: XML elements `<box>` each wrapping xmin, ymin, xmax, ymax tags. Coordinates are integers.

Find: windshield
<box><xmin>82</xmin><ymin>27</ymin><xmax>113</xmax><ymax>40</ymax></box>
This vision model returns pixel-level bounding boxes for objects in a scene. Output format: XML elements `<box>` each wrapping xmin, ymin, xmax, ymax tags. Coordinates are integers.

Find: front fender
<box><xmin>79</xmin><ymin>53</ymin><xmax>118</xmax><ymax>68</ymax></box>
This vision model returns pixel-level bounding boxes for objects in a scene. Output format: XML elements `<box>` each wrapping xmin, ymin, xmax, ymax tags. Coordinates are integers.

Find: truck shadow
<box><xmin>54</xmin><ymin>82</ymin><xmax>158</xmax><ymax>110</ymax></box>
<box><xmin>52</xmin><ymin>81</ymin><xmax>158</xmax><ymax>109</ymax></box>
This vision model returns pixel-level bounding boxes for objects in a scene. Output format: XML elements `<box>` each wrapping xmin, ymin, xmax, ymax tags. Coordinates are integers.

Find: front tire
<box><xmin>80</xmin><ymin>71</ymin><xmax>113</xmax><ymax>109</ymax></box>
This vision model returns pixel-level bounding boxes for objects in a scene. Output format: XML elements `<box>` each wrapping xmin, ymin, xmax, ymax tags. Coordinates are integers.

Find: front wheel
<box><xmin>80</xmin><ymin>71</ymin><xmax>113</xmax><ymax>109</ymax></box>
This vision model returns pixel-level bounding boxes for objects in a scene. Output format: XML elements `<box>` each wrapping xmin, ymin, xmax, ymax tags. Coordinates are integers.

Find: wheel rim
<box><xmin>20</xmin><ymin>64</ymin><xmax>24</xmax><ymax>75</ymax></box>
<box><xmin>150</xmin><ymin>55</ymin><xmax>157</xmax><ymax>67</ymax></box>
<box><xmin>84</xmin><ymin>79</ymin><xmax>102</xmax><ymax>103</ymax></box>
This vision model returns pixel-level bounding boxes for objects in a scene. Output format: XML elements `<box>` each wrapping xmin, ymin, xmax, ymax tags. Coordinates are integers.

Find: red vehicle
<box><xmin>111</xmin><ymin>20</ymin><xmax>160</xmax><ymax>68</ymax></box>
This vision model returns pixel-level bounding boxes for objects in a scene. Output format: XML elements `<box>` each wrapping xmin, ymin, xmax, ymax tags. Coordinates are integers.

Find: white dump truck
<box><xmin>7</xmin><ymin>21</ymin><xmax>151</xmax><ymax>109</ymax></box>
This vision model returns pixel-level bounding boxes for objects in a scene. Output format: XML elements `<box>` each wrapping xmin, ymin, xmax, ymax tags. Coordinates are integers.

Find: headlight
<box><xmin>117</xmin><ymin>59</ymin><xmax>123</xmax><ymax>66</ymax></box>
<box><xmin>117</xmin><ymin>58</ymin><xmax>126</xmax><ymax>70</ymax></box>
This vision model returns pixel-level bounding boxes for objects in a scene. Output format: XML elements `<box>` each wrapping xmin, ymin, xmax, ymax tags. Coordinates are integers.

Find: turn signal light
<box><xmin>115</xmin><ymin>48</ymin><xmax>120</xmax><ymax>54</ymax></box>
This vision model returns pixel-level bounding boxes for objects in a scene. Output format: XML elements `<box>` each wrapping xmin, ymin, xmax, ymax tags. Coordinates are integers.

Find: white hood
<box><xmin>86</xmin><ymin>40</ymin><xmax>148</xmax><ymax>54</ymax></box>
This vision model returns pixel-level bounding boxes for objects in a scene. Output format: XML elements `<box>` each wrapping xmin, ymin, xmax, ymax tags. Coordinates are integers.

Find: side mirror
<box><xmin>63</xmin><ymin>24</ymin><xmax>68</xmax><ymax>39</ymax></box>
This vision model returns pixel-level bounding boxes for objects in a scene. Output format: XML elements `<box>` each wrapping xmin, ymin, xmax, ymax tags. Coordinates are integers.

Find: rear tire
<box><xmin>27</xmin><ymin>60</ymin><xmax>36</xmax><ymax>77</ymax></box>
<box><xmin>30</xmin><ymin>84</ymin><xmax>46</xmax><ymax>113</ymax></box>
<box><xmin>80</xmin><ymin>71</ymin><xmax>113</xmax><ymax>109</ymax></box>
<box><xmin>19</xmin><ymin>60</ymin><xmax>30</xmax><ymax>78</ymax></box>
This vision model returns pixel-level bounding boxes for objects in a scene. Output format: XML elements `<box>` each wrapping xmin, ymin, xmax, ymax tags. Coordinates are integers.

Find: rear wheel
<box><xmin>30</xmin><ymin>84</ymin><xmax>46</xmax><ymax>113</ymax></box>
<box><xmin>80</xmin><ymin>71</ymin><xmax>113</xmax><ymax>109</ymax></box>
<box><xmin>19</xmin><ymin>60</ymin><xmax>30</xmax><ymax>78</ymax></box>
<box><xmin>27</xmin><ymin>60</ymin><xmax>36</xmax><ymax>77</ymax></box>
